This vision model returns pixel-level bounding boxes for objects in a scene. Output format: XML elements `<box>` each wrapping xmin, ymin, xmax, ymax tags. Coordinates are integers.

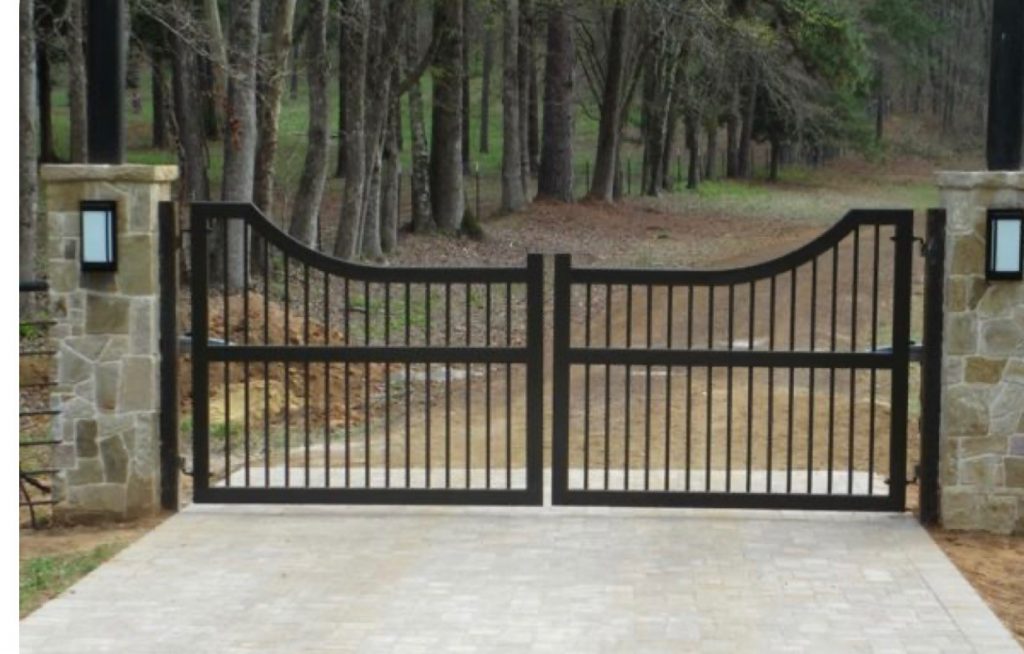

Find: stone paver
<box><xmin>20</xmin><ymin>505</ymin><xmax>1021</xmax><ymax>653</ymax></box>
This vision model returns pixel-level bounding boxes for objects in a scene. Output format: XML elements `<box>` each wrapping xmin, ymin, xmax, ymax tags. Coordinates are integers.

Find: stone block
<box><xmin>125</xmin><ymin>474</ymin><xmax>157</xmax><ymax>519</ymax></box>
<box><xmin>989</xmin><ymin>384</ymin><xmax>1024</xmax><ymax>421</ymax></box>
<box><xmin>67</xmin><ymin>484</ymin><xmax>126</xmax><ymax>517</ymax></box>
<box><xmin>1006</xmin><ymin>457</ymin><xmax>1024</xmax><ymax>488</ymax></box>
<box><xmin>118</xmin><ymin>234</ymin><xmax>155</xmax><ymax>295</ymax></box>
<box><xmin>66</xmin><ymin>335</ymin><xmax>109</xmax><ymax>362</ymax></box>
<box><xmin>81</xmin><ymin>271</ymin><xmax>118</xmax><ymax>293</ymax></box>
<box><xmin>48</xmin><ymin>261</ymin><xmax>78</xmax><ymax>293</ymax></box>
<box><xmin>943</xmin><ymin>385</ymin><xmax>989</xmax><ymax>436</ymax></box>
<box><xmin>100</xmin><ymin>436</ymin><xmax>129</xmax><ymax>483</ymax></box>
<box><xmin>67</xmin><ymin>458</ymin><xmax>103</xmax><ymax>486</ymax></box>
<box><xmin>98</xmin><ymin>336</ymin><xmax>129</xmax><ymax>362</ymax></box>
<box><xmin>980</xmin><ymin>319</ymin><xmax>1024</xmax><ymax>356</ymax></box>
<box><xmin>119</xmin><ymin>357</ymin><xmax>155</xmax><ymax>411</ymax></box>
<box><xmin>963</xmin><ymin>357</ymin><xmax>1005</xmax><ymax>384</ymax></box>
<box><xmin>58</xmin><ymin>345</ymin><xmax>92</xmax><ymax>385</ymax></box>
<box><xmin>94</xmin><ymin>362</ymin><xmax>120</xmax><ymax>411</ymax></box>
<box><xmin>75</xmin><ymin>419</ymin><xmax>98</xmax><ymax>457</ymax></box>
<box><xmin>945</xmin><ymin>314</ymin><xmax>977</xmax><ymax>355</ymax></box>
<box><xmin>54</xmin><ymin>443</ymin><xmax>76</xmax><ymax>469</ymax></box>
<box><xmin>950</xmin><ymin>236</ymin><xmax>985</xmax><ymax>276</ymax></box>
<box><xmin>941</xmin><ymin>488</ymin><xmax>980</xmax><ymax>530</ymax></box>
<box><xmin>130</xmin><ymin>300</ymin><xmax>155</xmax><ymax>355</ymax></box>
<box><xmin>978</xmin><ymin>496</ymin><xmax>1020</xmax><ymax>535</ymax></box>
<box><xmin>1010</xmin><ymin>436</ymin><xmax>1024</xmax><ymax>456</ymax></box>
<box><xmin>85</xmin><ymin>294</ymin><xmax>130</xmax><ymax>334</ymax></box>
<box><xmin>960</xmin><ymin>456</ymin><xmax>1002</xmax><ymax>487</ymax></box>
<box><xmin>977</xmin><ymin>283</ymin><xmax>1024</xmax><ymax>319</ymax></box>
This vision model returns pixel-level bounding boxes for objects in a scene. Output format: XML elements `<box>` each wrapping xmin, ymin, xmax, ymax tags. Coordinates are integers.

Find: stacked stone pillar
<box><xmin>937</xmin><ymin>171</ymin><xmax>1024</xmax><ymax>534</ymax></box>
<box><xmin>42</xmin><ymin>164</ymin><xmax>178</xmax><ymax>521</ymax></box>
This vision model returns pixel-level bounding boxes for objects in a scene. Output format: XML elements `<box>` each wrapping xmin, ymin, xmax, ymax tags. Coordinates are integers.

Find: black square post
<box><xmin>86</xmin><ymin>0</ymin><xmax>125</xmax><ymax>164</ymax></box>
<box><xmin>986</xmin><ymin>0</ymin><xmax>1024</xmax><ymax>171</ymax></box>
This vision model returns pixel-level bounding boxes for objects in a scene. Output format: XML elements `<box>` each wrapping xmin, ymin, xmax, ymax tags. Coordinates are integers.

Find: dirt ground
<box><xmin>929</xmin><ymin>529</ymin><xmax>1024</xmax><ymax>647</ymax></box>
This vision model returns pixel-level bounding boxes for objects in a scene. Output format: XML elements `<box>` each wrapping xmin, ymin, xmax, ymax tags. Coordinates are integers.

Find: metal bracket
<box><xmin>178</xmin><ymin>455</ymin><xmax>194</xmax><ymax>477</ymax></box>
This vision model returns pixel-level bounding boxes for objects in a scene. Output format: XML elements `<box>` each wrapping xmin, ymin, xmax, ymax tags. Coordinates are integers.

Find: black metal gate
<box><xmin>551</xmin><ymin>209</ymin><xmax>914</xmax><ymax>511</ymax></box>
<box><xmin>190</xmin><ymin>203</ymin><xmax>544</xmax><ymax>505</ymax></box>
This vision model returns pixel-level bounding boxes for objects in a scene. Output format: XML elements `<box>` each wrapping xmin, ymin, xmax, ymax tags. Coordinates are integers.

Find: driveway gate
<box><xmin>551</xmin><ymin>210</ymin><xmax>914</xmax><ymax>511</ymax></box>
<box><xmin>190</xmin><ymin>203</ymin><xmax>544</xmax><ymax>505</ymax></box>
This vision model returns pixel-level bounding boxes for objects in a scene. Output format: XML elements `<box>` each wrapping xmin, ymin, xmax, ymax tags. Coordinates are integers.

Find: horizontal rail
<box><xmin>566</xmin><ymin>209</ymin><xmax>910</xmax><ymax>286</ymax></box>
<box><xmin>20</xmin><ymin>350</ymin><xmax>56</xmax><ymax>357</ymax></box>
<box><xmin>195</xmin><ymin>487</ymin><xmax>542</xmax><ymax>506</ymax></box>
<box><xmin>207</xmin><ymin>345</ymin><xmax>531</xmax><ymax>365</ymax></box>
<box><xmin>20</xmin><ymin>320</ymin><xmax>56</xmax><ymax>328</ymax></box>
<box><xmin>19</xmin><ymin>280</ymin><xmax>49</xmax><ymax>293</ymax></box>
<box><xmin>19</xmin><ymin>409</ymin><xmax>60</xmax><ymax>417</ymax></box>
<box><xmin>192</xmin><ymin>202</ymin><xmax>531</xmax><ymax>284</ymax></box>
<box><xmin>20</xmin><ymin>440</ymin><xmax>61</xmax><ymax>447</ymax></box>
<box><xmin>19</xmin><ymin>500</ymin><xmax>58</xmax><ymax>507</ymax></box>
<box><xmin>565</xmin><ymin>348</ymin><xmax>895</xmax><ymax>370</ymax></box>
<box><xmin>559</xmin><ymin>490</ymin><xmax>897</xmax><ymax>511</ymax></box>
<box><xmin>21</xmin><ymin>468</ymin><xmax>59</xmax><ymax>476</ymax></box>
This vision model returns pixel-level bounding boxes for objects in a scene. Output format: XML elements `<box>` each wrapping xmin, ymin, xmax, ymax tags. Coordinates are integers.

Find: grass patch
<box><xmin>20</xmin><ymin>544</ymin><xmax>123</xmax><ymax>617</ymax></box>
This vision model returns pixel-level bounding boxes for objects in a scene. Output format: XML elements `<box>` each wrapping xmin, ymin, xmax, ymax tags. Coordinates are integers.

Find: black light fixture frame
<box><xmin>986</xmin><ymin>208</ymin><xmax>1024</xmax><ymax>281</ymax></box>
<box><xmin>80</xmin><ymin>200</ymin><xmax>118</xmax><ymax>272</ymax></box>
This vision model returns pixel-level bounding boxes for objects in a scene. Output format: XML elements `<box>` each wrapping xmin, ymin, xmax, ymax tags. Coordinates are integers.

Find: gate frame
<box><xmin>188</xmin><ymin>202</ymin><xmax>545</xmax><ymax>506</ymax></box>
<box><xmin>551</xmin><ymin>209</ymin><xmax>915</xmax><ymax>511</ymax></box>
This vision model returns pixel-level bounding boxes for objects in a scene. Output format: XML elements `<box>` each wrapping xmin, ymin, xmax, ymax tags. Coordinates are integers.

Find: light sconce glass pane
<box><xmin>81</xmin><ymin>209</ymin><xmax>112</xmax><ymax>264</ymax></box>
<box><xmin>991</xmin><ymin>217</ymin><xmax>1021</xmax><ymax>274</ymax></box>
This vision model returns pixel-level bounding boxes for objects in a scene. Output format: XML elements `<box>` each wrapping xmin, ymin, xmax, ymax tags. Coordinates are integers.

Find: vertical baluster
<box><xmin>686</xmin><ymin>286</ymin><xmax>693</xmax><ymax>491</ymax></box>
<box><xmin>465</xmin><ymin>283</ymin><xmax>472</xmax><ymax>488</ymax></box>
<box><xmin>848</xmin><ymin>228</ymin><xmax>860</xmax><ymax>495</ymax></box>
<box><xmin>243</xmin><ymin>222</ymin><xmax>250</xmax><ymax>486</ymax></box>
<box><xmin>808</xmin><ymin>258</ymin><xmax>817</xmax><ymax>493</ymax></box>
<box><xmin>283</xmin><ymin>254</ymin><xmax>290</xmax><ymax>487</ymax></box>
<box><xmin>625</xmin><ymin>285</ymin><xmax>633</xmax><ymax>489</ymax></box>
<box><xmin>405</xmin><ymin>282</ymin><xmax>411</xmax><ymax>488</ymax></box>
<box><xmin>506</xmin><ymin>282</ymin><xmax>512</xmax><ymax>489</ymax></box>
<box><xmin>385</xmin><ymin>283</ymin><xmax>391</xmax><ymax>488</ymax></box>
<box><xmin>263</xmin><ymin>239</ymin><xmax>270</xmax><ymax>487</ymax></box>
<box><xmin>787</xmin><ymin>270</ymin><xmax>797</xmax><ymax>493</ymax></box>
<box><xmin>746</xmin><ymin>281</ymin><xmax>755</xmax><ymax>492</ymax></box>
<box><xmin>705</xmin><ymin>286</ymin><xmax>714</xmax><ymax>492</ymax></box>
<box><xmin>767</xmin><ymin>276</ymin><xmax>776</xmax><ymax>493</ymax></box>
<box><xmin>665</xmin><ymin>286</ymin><xmax>674</xmax><ymax>491</ymax></box>
<box><xmin>604</xmin><ymin>284</ymin><xmax>612</xmax><ymax>490</ymax></box>
<box><xmin>364</xmin><ymin>280</ymin><xmax>370</xmax><ymax>487</ymax></box>
<box><xmin>485</xmin><ymin>284</ymin><xmax>492</xmax><ymax>489</ymax></box>
<box><xmin>583</xmin><ymin>284</ymin><xmax>591</xmax><ymax>490</ymax></box>
<box><xmin>869</xmin><ymin>226</ymin><xmax>880</xmax><ymax>494</ymax></box>
<box><xmin>726</xmin><ymin>284</ymin><xmax>734</xmax><ymax>492</ymax></box>
<box><xmin>828</xmin><ymin>246</ymin><xmax>839</xmax><ymax>494</ymax></box>
<box><xmin>223</xmin><ymin>218</ymin><xmax>231</xmax><ymax>486</ymax></box>
<box><xmin>644</xmin><ymin>285</ymin><xmax>652</xmax><ymax>491</ymax></box>
<box><xmin>424</xmin><ymin>283</ymin><xmax>431</xmax><ymax>487</ymax></box>
<box><xmin>445</xmin><ymin>282</ymin><xmax>451</xmax><ymax>488</ymax></box>
<box><xmin>304</xmin><ymin>265</ymin><xmax>311</xmax><ymax>487</ymax></box>
<box><xmin>324</xmin><ymin>272</ymin><xmax>331</xmax><ymax>487</ymax></box>
<box><xmin>344</xmin><ymin>277</ymin><xmax>350</xmax><ymax>487</ymax></box>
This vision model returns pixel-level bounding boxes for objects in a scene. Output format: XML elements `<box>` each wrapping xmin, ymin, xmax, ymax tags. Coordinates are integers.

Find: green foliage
<box><xmin>20</xmin><ymin>545</ymin><xmax>122</xmax><ymax>617</ymax></box>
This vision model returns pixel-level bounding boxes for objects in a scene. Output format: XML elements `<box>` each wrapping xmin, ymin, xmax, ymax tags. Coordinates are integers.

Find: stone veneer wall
<box><xmin>937</xmin><ymin>171</ymin><xmax>1024</xmax><ymax>535</ymax></box>
<box><xmin>41</xmin><ymin>164</ymin><xmax>178</xmax><ymax>521</ymax></box>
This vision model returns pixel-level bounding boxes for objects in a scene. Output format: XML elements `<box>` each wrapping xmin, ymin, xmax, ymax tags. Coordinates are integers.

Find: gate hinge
<box><xmin>179</xmin><ymin>455</ymin><xmax>194</xmax><ymax>477</ymax></box>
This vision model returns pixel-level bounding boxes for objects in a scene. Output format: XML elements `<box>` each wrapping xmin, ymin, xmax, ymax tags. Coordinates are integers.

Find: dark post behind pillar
<box><xmin>986</xmin><ymin>0</ymin><xmax>1024</xmax><ymax>171</ymax></box>
<box><xmin>86</xmin><ymin>0</ymin><xmax>125</xmax><ymax>164</ymax></box>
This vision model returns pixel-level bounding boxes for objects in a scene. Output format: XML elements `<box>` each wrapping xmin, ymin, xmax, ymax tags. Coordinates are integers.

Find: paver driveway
<box><xmin>20</xmin><ymin>504</ymin><xmax>1021</xmax><ymax>653</ymax></box>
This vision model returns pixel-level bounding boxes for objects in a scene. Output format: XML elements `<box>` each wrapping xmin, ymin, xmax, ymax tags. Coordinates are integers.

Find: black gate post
<box><xmin>889</xmin><ymin>211</ymin><xmax>914</xmax><ymax>511</ymax></box>
<box><xmin>158</xmin><ymin>201</ymin><xmax>179</xmax><ymax>511</ymax></box>
<box><xmin>551</xmin><ymin>254</ymin><xmax>572</xmax><ymax>505</ymax></box>
<box><xmin>919</xmin><ymin>209</ymin><xmax>946</xmax><ymax>526</ymax></box>
<box><xmin>526</xmin><ymin>254</ymin><xmax>546</xmax><ymax>505</ymax></box>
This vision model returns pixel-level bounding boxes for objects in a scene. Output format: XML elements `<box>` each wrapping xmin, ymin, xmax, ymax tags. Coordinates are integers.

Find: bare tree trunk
<box><xmin>152</xmin><ymin>52</ymin><xmax>169</xmax><ymax>149</ymax></box>
<box><xmin>685</xmin><ymin>112</ymin><xmax>700</xmax><ymax>190</ymax></box>
<box><xmin>737</xmin><ymin>71</ymin><xmax>757</xmax><ymax>179</ymax></box>
<box><xmin>37</xmin><ymin>42</ymin><xmax>56</xmax><ymax>163</ymax></box>
<box><xmin>253</xmin><ymin>0</ymin><xmax>297</xmax><ymax>216</ymax></box>
<box><xmin>480</xmin><ymin>23</ymin><xmax>493</xmax><ymax>153</ymax></box>
<box><xmin>517</xmin><ymin>0</ymin><xmax>532</xmax><ymax>193</ymax></box>
<box><xmin>500</xmin><ymin>0</ymin><xmax>525</xmax><ymax>212</ymax></box>
<box><xmin>429</xmin><ymin>0</ymin><xmax>465</xmax><ymax>233</ymax></box>
<box><xmin>288</xmin><ymin>0</ymin><xmax>329</xmax><ymax>248</ymax></box>
<box><xmin>588</xmin><ymin>3</ymin><xmax>627</xmax><ymax>202</ymax></box>
<box><xmin>725</xmin><ymin>82</ymin><xmax>739</xmax><ymax>178</ymax></box>
<box><xmin>407</xmin><ymin>1</ymin><xmax>433</xmax><ymax>231</ymax></box>
<box><xmin>528</xmin><ymin>29</ymin><xmax>540</xmax><ymax>176</ymax></box>
<box><xmin>334</xmin><ymin>15</ymin><xmax>347</xmax><ymax>178</ymax></box>
<box><xmin>704</xmin><ymin>122</ymin><xmax>717</xmax><ymax>181</ymax></box>
<box><xmin>218</xmin><ymin>0</ymin><xmax>260</xmax><ymax>291</ymax></box>
<box><xmin>67</xmin><ymin>0</ymin><xmax>87</xmax><ymax>162</ymax></box>
<box><xmin>172</xmin><ymin>0</ymin><xmax>211</xmax><ymax>202</ymax></box>
<box><xmin>334</xmin><ymin>0</ymin><xmax>368</xmax><ymax>258</ymax></box>
<box><xmin>537</xmin><ymin>3</ymin><xmax>574</xmax><ymax>203</ymax></box>
<box><xmin>381</xmin><ymin>85</ymin><xmax>400</xmax><ymax>253</ymax></box>
<box><xmin>461</xmin><ymin>0</ymin><xmax>471</xmax><ymax>174</ymax></box>
<box><xmin>769</xmin><ymin>137</ymin><xmax>781</xmax><ymax>182</ymax></box>
<box><xmin>20</xmin><ymin>0</ymin><xmax>37</xmax><ymax>280</ymax></box>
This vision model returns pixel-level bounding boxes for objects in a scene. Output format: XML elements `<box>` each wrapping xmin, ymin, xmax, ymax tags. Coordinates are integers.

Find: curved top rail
<box><xmin>191</xmin><ymin>202</ymin><xmax>531</xmax><ymax>284</ymax></box>
<box><xmin>565</xmin><ymin>209</ymin><xmax>913</xmax><ymax>286</ymax></box>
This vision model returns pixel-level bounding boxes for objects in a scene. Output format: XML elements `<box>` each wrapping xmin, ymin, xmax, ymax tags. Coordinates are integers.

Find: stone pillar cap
<box><xmin>40</xmin><ymin>164</ymin><xmax>179</xmax><ymax>184</ymax></box>
<box><xmin>935</xmin><ymin>170</ymin><xmax>1024</xmax><ymax>190</ymax></box>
